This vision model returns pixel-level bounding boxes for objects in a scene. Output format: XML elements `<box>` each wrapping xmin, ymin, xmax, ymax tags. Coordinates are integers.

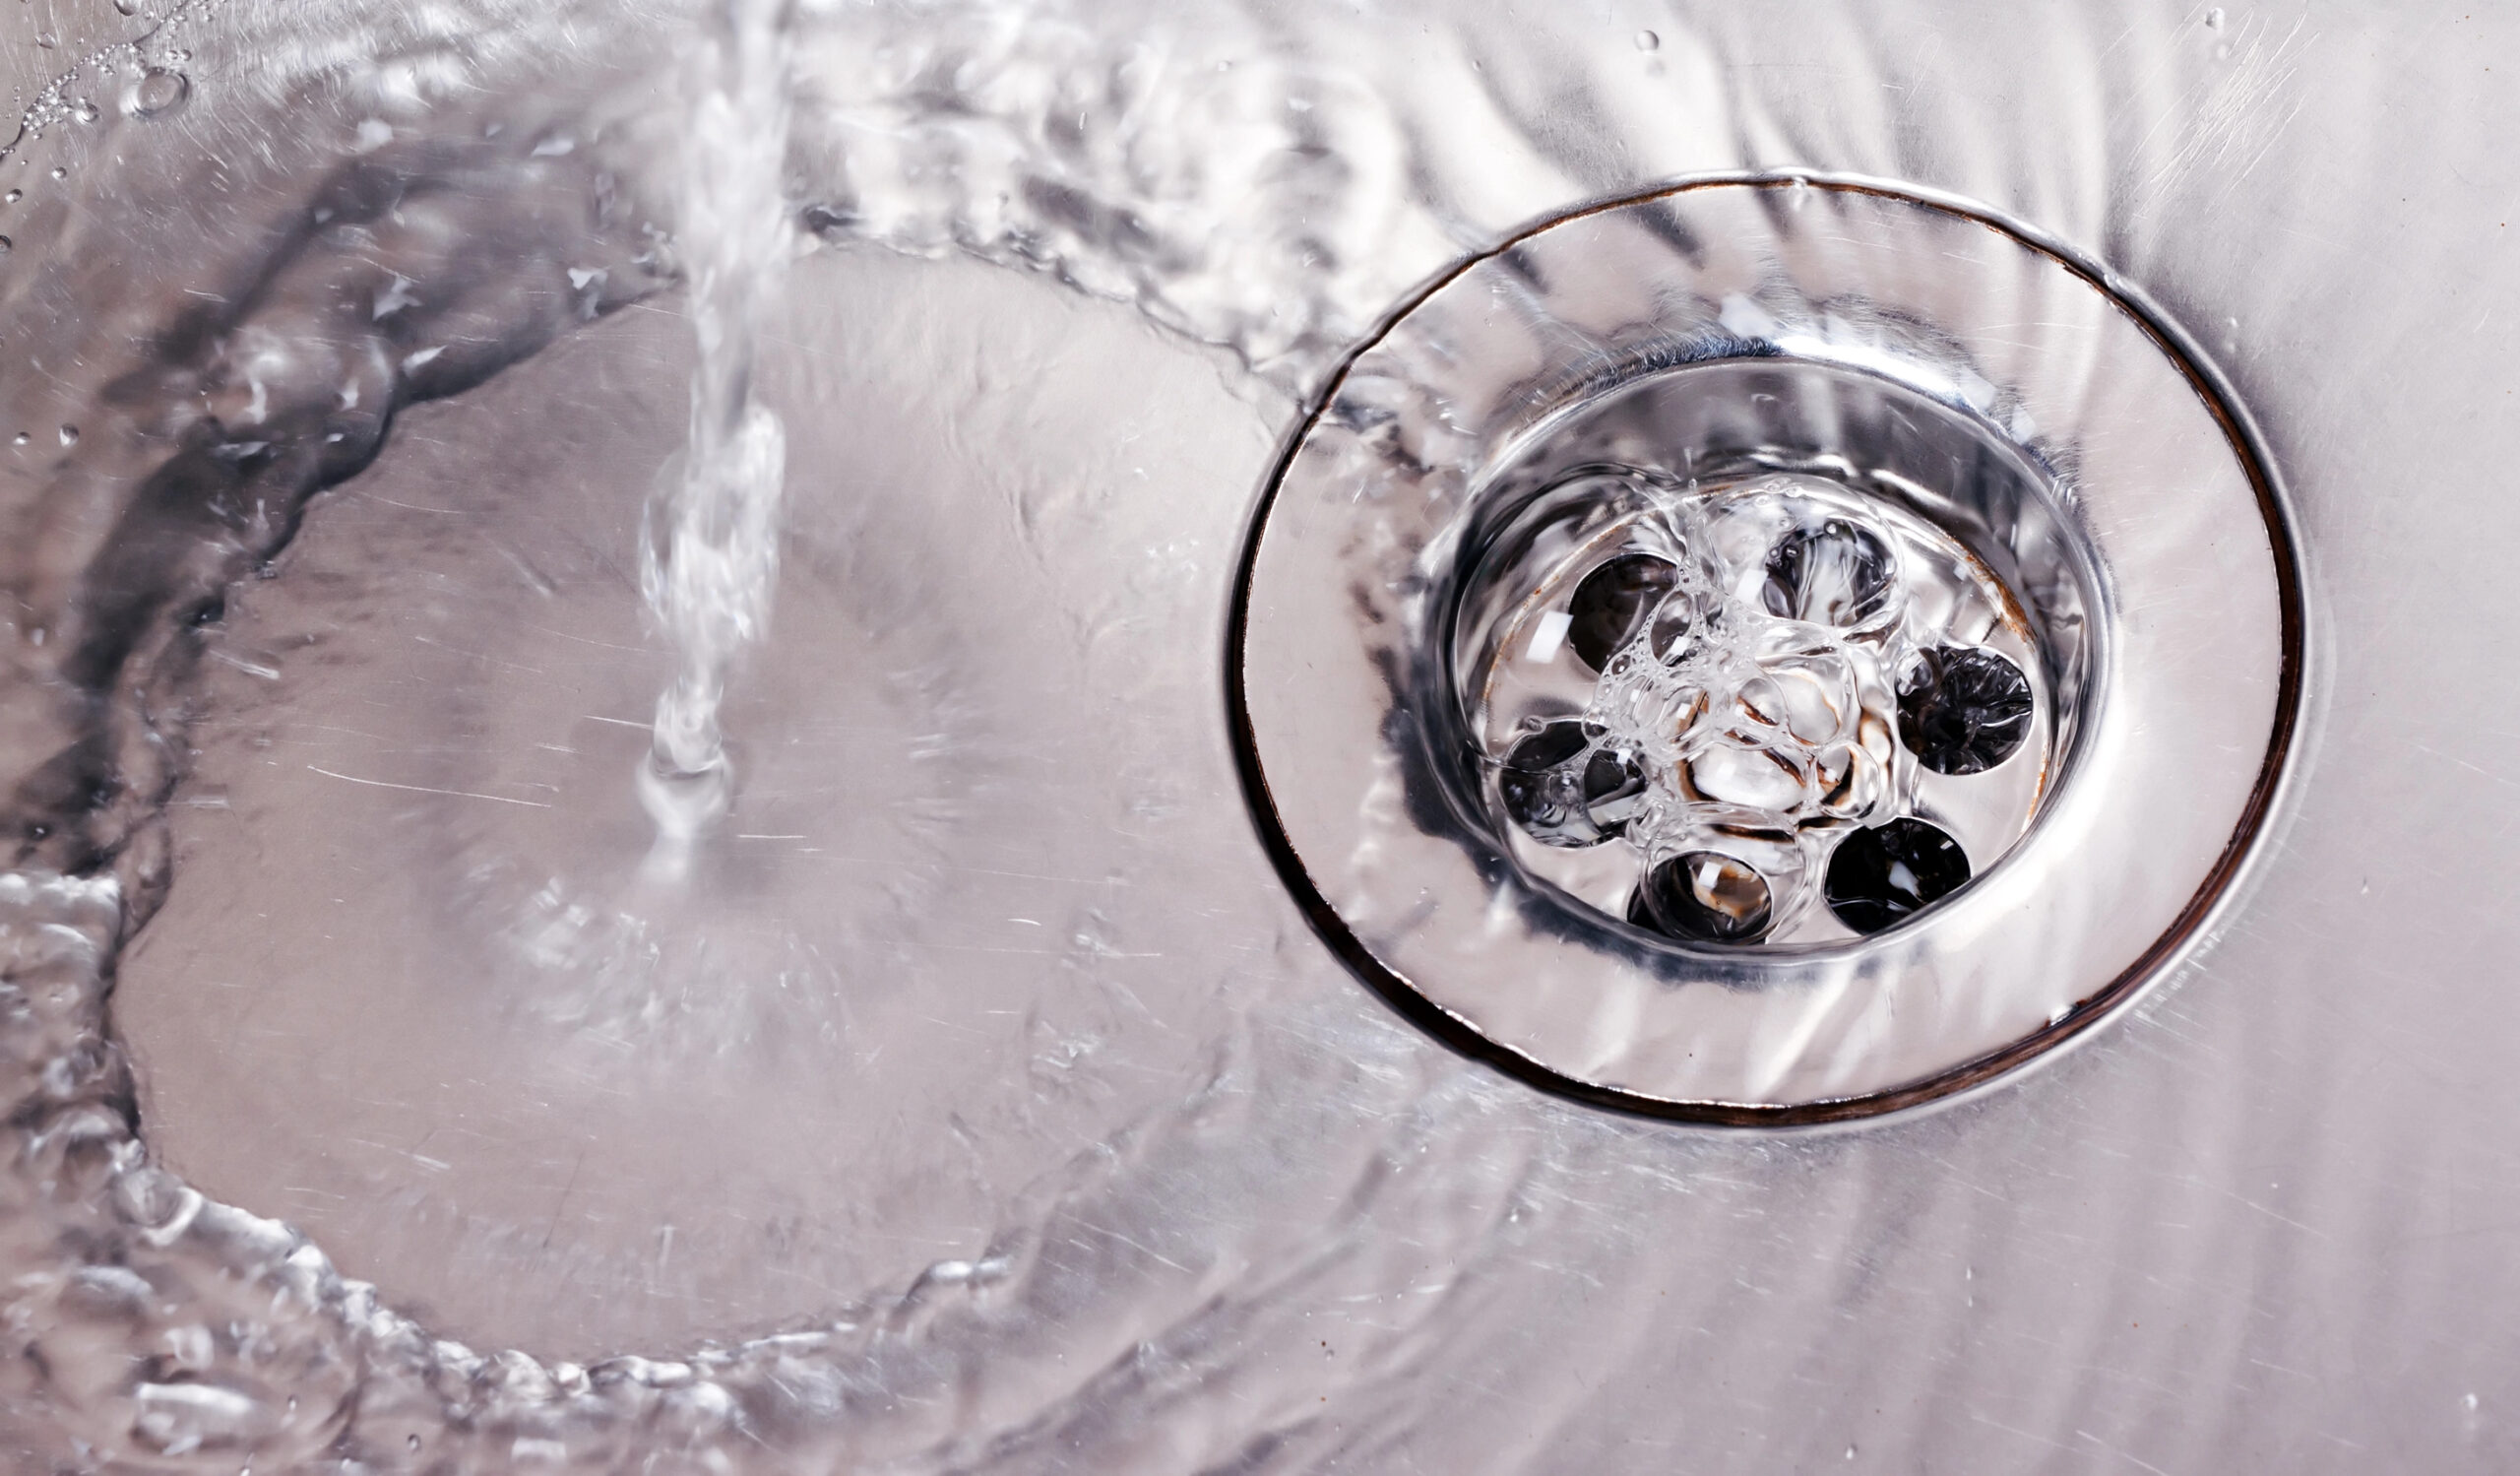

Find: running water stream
<box><xmin>638</xmin><ymin>0</ymin><xmax>792</xmax><ymax>871</ymax></box>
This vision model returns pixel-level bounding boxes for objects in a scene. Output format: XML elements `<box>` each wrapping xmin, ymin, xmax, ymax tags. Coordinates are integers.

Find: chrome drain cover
<box><xmin>1229</xmin><ymin>178</ymin><xmax>2301</xmax><ymax>1123</ymax></box>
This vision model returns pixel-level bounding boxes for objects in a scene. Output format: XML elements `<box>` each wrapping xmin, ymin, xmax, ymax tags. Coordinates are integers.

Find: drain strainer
<box><xmin>1229</xmin><ymin>178</ymin><xmax>2300</xmax><ymax>1123</ymax></box>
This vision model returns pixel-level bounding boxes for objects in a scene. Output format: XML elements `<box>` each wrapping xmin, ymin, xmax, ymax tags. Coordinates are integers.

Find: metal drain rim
<box><xmin>1225</xmin><ymin>173</ymin><xmax>2307</xmax><ymax>1126</ymax></box>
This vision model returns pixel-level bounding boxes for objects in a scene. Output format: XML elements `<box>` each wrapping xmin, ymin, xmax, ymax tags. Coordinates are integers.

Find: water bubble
<box><xmin>1630</xmin><ymin>852</ymin><xmax>1773</xmax><ymax>943</ymax></box>
<box><xmin>1566</xmin><ymin>553</ymin><xmax>1678</xmax><ymax>671</ymax></box>
<box><xmin>1684</xmin><ymin>742</ymin><xmax>1806</xmax><ymax>811</ymax></box>
<box><xmin>1897</xmin><ymin>645</ymin><xmax>2033</xmax><ymax>775</ymax></box>
<box><xmin>1761</xmin><ymin>518</ymin><xmax>1895</xmax><ymax>627</ymax></box>
<box><xmin>1813</xmin><ymin>740</ymin><xmax>1886</xmax><ymax>819</ymax></box>
<box><xmin>1635</xmin><ymin>30</ymin><xmax>1661</xmax><ymax>51</ymax></box>
<box><xmin>1648</xmin><ymin>591</ymin><xmax>1697</xmax><ymax>661</ymax></box>
<box><xmin>1733</xmin><ymin>674</ymin><xmax>1784</xmax><ymax>733</ymax></box>
<box><xmin>57</xmin><ymin>425</ymin><xmax>78</xmax><ymax>447</ymax></box>
<box><xmin>130</xmin><ymin>69</ymin><xmax>189</xmax><ymax>118</ymax></box>
<box><xmin>1824</xmin><ymin>818</ymin><xmax>1970</xmax><ymax>934</ymax></box>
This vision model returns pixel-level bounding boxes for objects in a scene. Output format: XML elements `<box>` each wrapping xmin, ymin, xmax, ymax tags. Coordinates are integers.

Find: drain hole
<box><xmin>1498</xmin><ymin>721</ymin><xmax>1649</xmax><ymax>849</ymax></box>
<box><xmin>1896</xmin><ymin>645</ymin><xmax>2035</xmax><ymax>776</ymax></box>
<box><xmin>1567</xmin><ymin>553</ymin><xmax>1680</xmax><ymax>672</ymax></box>
<box><xmin>1630</xmin><ymin>851</ymin><xmax>1775</xmax><ymax>944</ymax></box>
<box><xmin>1823</xmin><ymin>817</ymin><xmax>1972</xmax><ymax>934</ymax></box>
<box><xmin>1760</xmin><ymin>518</ymin><xmax>1896</xmax><ymax>629</ymax></box>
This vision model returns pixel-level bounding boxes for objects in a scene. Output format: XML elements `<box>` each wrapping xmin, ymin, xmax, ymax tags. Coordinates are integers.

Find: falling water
<box><xmin>636</xmin><ymin>0</ymin><xmax>793</xmax><ymax>872</ymax></box>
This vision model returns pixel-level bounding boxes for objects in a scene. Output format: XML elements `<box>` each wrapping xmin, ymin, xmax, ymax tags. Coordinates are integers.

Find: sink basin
<box><xmin>0</xmin><ymin>2</ymin><xmax>2512</xmax><ymax>1470</ymax></box>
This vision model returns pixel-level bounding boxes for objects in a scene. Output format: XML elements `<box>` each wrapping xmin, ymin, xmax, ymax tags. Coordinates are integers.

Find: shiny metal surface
<box><xmin>0</xmin><ymin>1</ymin><xmax>2516</xmax><ymax>1472</ymax></box>
<box><xmin>1235</xmin><ymin>180</ymin><xmax>2296</xmax><ymax>1118</ymax></box>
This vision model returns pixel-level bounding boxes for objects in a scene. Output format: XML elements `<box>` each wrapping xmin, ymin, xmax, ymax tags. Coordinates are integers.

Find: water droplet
<box><xmin>1567</xmin><ymin>553</ymin><xmax>1678</xmax><ymax>671</ymax></box>
<box><xmin>405</xmin><ymin>1434</ymin><xmax>422</xmax><ymax>1452</ymax></box>
<box><xmin>2204</xmin><ymin>7</ymin><xmax>2227</xmax><ymax>31</ymax></box>
<box><xmin>129</xmin><ymin>69</ymin><xmax>188</xmax><ymax>117</ymax></box>
<box><xmin>114</xmin><ymin>0</ymin><xmax>145</xmax><ymax>13</ymax></box>
<box><xmin>9</xmin><ymin>433</ymin><xmax>27</xmax><ymax>447</ymax></box>
<box><xmin>1648</xmin><ymin>591</ymin><xmax>1697</xmax><ymax>662</ymax></box>
<box><xmin>2</xmin><ymin>190</ymin><xmax>18</xmax><ymax>205</ymax></box>
<box><xmin>1635</xmin><ymin>29</ymin><xmax>1661</xmax><ymax>51</ymax></box>
<box><xmin>56</xmin><ymin>425</ymin><xmax>78</xmax><ymax>447</ymax></box>
<box><xmin>1761</xmin><ymin>519</ymin><xmax>1895</xmax><ymax>627</ymax></box>
<box><xmin>48</xmin><ymin>167</ymin><xmax>67</xmax><ymax>181</ymax></box>
<box><xmin>1631</xmin><ymin>852</ymin><xmax>1773</xmax><ymax>942</ymax></box>
<box><xmin>73</xmin><ymin>98</ymin><xmax>99</xmax><ymax>125</ymax></box>
<box><xmin>1825</xmin><ymin>818</ymin><xmax>1970</xmax><ymax>934</ymax></box>
<box><xmin>1897</xmin><ymin>645</ymin><xmax>2033</xmax><ymax>774</ymax></box>
<box><xmin>0</xmin><ymin>236</ymin><xmax>11</xmax><ymax>256</ymax></box>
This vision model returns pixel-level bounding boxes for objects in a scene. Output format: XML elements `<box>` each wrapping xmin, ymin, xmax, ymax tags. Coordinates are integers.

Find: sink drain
<box><xmin>1457</xmin><ymin>453</ymin><xmax>2063</xmax><ymax>947</ymax></box>
<box><xmin>1229</xmin><ymin>177</ymin><xmax>2301</xmax><ymax>1123</ymax></box>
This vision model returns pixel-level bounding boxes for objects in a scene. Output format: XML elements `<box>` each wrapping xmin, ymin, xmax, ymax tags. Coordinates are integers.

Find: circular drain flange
<box><xmin>1229</xmin><ymin>178</ymin><xmax>2301</xmax><ymax>1123</ymax></box>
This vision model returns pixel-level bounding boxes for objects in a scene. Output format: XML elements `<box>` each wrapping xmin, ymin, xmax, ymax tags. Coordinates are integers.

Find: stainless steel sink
<box><xmin>0</xmin><ymin>1</ymin><xmax>2511</xmax><ymax>1470</ymax></box>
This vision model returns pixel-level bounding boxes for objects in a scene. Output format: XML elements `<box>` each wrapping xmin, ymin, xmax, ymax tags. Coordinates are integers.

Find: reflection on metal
<box><xmin>1231</xmin><ymin>177</ymin><xmax>2304</xmax><ymax>1123</ymax></box>
<box><xmin>16</xmin><ymin>0</ymin><xmax>2463</xmax><ymax>1460</ymax></box>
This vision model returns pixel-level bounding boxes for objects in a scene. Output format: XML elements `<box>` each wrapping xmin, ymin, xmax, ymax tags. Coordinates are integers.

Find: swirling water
<box><xmin>0</xmin><ymin>1</ymin><xmax>2515</xmax><ymax>1472</ymax></box>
